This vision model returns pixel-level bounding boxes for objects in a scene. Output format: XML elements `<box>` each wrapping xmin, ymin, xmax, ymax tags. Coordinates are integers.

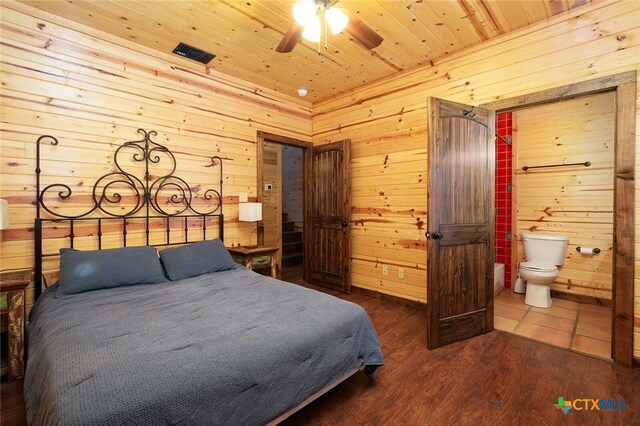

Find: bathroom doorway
<box><xmin>494</xmin><ymin>93</ymin><xmax>615</xmax><ymax>360</ymax></box>
<box><xmin>483</xmin><ymin>71</ymin><xmax>636</xmax><ymax>366</ymax></box>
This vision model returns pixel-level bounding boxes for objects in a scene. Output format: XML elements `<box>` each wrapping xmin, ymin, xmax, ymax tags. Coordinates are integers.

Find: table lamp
<box><xmin>238</xmin><ymin>202</ymin><xmax>262</xmax><ymax>248</ymax></box>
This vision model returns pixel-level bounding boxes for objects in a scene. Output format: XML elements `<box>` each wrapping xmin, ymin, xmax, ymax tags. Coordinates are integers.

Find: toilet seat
<box><xmin>519</xmin><ymin>261</ymin><xmax>557</xmax><ymax>273</ymax></box>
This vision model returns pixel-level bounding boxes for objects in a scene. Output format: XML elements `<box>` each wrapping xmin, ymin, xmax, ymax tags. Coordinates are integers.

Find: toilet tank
<box><xmin>521</xmin><ymin>233</ymin><xmax>569</xmax><ymax>265</ymax></box>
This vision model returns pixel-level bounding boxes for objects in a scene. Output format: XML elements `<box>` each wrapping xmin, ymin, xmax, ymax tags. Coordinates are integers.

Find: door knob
<box><xmin>426</xmin><ymin>231</ymin><xmax>443</xmax><ymax>240</ymax></box>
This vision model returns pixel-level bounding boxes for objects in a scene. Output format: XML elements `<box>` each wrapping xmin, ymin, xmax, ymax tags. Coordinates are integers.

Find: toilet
<box><xmin>516</xmin><ymin>233</ymin><xmax>569</xmax><ymax>308</ymax></box>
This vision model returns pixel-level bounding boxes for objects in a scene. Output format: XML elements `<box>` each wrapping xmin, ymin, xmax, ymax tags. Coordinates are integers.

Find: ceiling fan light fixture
<box><xmin>277</xmin><ymin>0</ymin><xmax>382</xmax><ymax>54</ymax></box>
<box><xmin>326</xmin><ymin>7</ymin><xmax>349</xmax><ymax>34</ymax></box>
<box><xmin>293</xmin><ymin>0</ymin><xmax>316</xmax><ymax>28</ymax></box>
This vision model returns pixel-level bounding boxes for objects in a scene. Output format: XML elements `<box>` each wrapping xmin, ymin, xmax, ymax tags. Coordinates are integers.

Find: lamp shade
<box><xmin>0</xmin><ymin>199</ymin><xmax>9</xmax><ymax>230</ymax></box>
<box><xmin>326</xmin><ymin>8</ymin><xmax>349</xmax><ymax>34</ymax></box>
<box><xmin>301</xmin><ymin>15</ymin><xmax>321</xmax><ymax>42</ymax></box>
<box><xmin>238</xmin><ymin>202</ymin><xmax>262</xmax><ymax>222</ymax></box>
<box><xmin>293</xmin><ymin>0</ymin><xmax>316</xmax><ymax>27</ymax></box>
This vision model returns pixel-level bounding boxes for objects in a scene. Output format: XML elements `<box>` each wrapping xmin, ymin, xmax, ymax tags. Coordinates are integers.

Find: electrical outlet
<box><xmin>382</xmin><ymin>265</ymin><xmax>389</xmax><ymax>276</ymax></box>
<box><xmin>238</xmin><ymin>192</ymin><xmax>248</xmax><ymax>203</ymax></box>
<box><xmin>398</xmin><ymin>268</ymin><xmax>405</xmax><ymax>279</ymax></box>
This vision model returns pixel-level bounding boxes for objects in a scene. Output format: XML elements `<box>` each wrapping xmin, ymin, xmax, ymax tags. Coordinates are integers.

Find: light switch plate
<box><xmin>264</xmin><ymin>183</ymin><xmax>273</xmax><ymax>191</ymax></box>
<box><xmin>238</xmin><ymin>192</ymin><xmax>248</xmax><ymax>203</ymax></box>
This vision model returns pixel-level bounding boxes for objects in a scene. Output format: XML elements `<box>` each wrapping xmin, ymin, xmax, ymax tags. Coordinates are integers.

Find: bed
<box><xmin>25</xmin><ymin>129</ymin><xmax>384</xmax><ymax>425</ymax></box>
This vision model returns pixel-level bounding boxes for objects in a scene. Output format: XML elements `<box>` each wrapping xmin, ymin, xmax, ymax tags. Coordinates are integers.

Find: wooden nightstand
<box><xmin>1</xmin><ymin>270</ymin><xmax>31</xmax><ymax>382</ymax></box>
<box><xmin>228</xmin><ymin>246</ymin><xmax>278</xmax><ymax>278</ymax></box>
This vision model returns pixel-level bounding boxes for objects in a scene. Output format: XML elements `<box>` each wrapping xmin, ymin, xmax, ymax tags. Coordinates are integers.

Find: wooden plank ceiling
<box><xmin>19</xmin><ymin>0</ymin><xmax>601</xmax><ymax>102</ymax></box>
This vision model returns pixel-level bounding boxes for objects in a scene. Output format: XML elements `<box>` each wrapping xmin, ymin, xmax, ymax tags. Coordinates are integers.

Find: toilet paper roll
<box><xmin>579</xmin><ymin>247</ymin><xmax>595</xmax><ymax>255</ymax></box>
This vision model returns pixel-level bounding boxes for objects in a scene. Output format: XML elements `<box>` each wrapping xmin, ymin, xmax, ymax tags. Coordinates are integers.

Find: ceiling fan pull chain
<box><xmin>323</xmin><ymin>8</ymin><xmax>329</xmax><ymax>51</ymax></box>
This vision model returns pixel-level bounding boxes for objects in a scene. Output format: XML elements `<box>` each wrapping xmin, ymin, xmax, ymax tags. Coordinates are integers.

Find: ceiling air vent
<box><xmin>172</xmin><ymin>42</ymin><xmax>215</xmax><ymax>64</ymax></box>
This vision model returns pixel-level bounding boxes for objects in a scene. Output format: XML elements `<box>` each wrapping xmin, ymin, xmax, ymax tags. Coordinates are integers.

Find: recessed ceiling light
<box><xmin>297</xmin><ymin>88</ymin><xmax>308</xmax><ymax>97</ymax></box>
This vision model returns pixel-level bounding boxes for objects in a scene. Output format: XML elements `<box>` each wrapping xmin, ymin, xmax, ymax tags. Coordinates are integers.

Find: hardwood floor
<box><xmin>2</xmin><ymin>267</ymin><xmax>639</xmax><ymax>426</ymax></box>
<box><xmin>281</xmin><ymin>266</ymin><xmax>640</xmax><ymax>426</ymax></box>
<box><xmin>0</xmin><ymin>380</ymin><xmax>26</xmax><ymax>426</ymax></box>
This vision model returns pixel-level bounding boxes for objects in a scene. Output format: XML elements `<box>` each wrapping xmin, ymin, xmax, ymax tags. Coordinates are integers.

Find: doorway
<box><xmin>257</xmin><ymin>132</ymin><xmax>353</xmax><ymax>293</ymax></box>
<box><xmin>256</xmin><ymin>131</ymin><xmax>311</xmax><ymax>279</ymax></box>
<box><xmin>482</xmin><ymin>71</ymin><xmax>637</xmax><ymax>367</ymax></box>
<box><xmin>493</xmin><ymin>92</ymin><xmax>615</xmax><ymax>361</ymax></box>
<box><xmin>281</xmin><ymin>145</ymin><xmax>304</xmax><ymax>270</ymax></box>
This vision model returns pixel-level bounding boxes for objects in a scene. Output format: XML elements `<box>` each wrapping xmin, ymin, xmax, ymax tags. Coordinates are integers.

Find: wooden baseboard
<box><xmin>351</xmin><ymin>286</ymin><xmax>426</xmax><ymax>310</ymax></box>
<box><xmin>348</xmin><ymin>288</ymin><xmax>616</xmax><ymax>317</ymax></box>
<box><xmin>550</xmin><ymin>290</ymin><xmax>613</xmax><ymax>308</ymax></box>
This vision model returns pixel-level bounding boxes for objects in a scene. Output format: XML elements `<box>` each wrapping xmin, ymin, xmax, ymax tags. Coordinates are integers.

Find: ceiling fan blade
<box><xmin>345</xmin><ymin>15</ymin><xmax>383</xmax><ymax>49</ymax></box>
<box><xmin>276</xmin><ymin>23</ymin><xmax>303</xmax><ymax>53</ymax></box>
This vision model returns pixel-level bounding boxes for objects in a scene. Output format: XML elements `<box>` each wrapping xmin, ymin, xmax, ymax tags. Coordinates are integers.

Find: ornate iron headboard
<box><xmin>34</xmin><ymin>128</ymin><xmax>224</xmax><ymax>298</ymax></box>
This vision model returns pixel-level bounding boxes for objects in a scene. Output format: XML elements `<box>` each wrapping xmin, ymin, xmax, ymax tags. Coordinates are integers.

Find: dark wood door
<box><xmin>426</xmin><ymin>98</ymin><xmax>495</xmax><ymax>349</ymax></box>
<box><xmin>304</xmin><ymin>140</ymin><xmax>351</xmax><ymax>293</ymax></box>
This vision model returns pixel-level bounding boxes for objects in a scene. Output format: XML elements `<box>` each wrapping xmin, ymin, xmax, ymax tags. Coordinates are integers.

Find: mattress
<box><xmin>24</xmin><ymin>267</ymin><xmax>384</xmax><ymax>425</ymax></box>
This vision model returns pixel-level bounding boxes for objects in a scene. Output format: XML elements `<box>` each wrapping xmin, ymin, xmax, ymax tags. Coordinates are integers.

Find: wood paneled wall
<box><xmin>282</xmin><ymin>145</ymin><xmax>304</xmax><ymax>229</ymax></box>
<box><xmin>514</xmin><ymin>92</ymin><xmax>615</xmax><ymax>300</ymax></box>
<box><xmin>0</xmin><ymin>3</ymin><xmax>311</xmax><ymax>313</ymax></box>
<box><xmin>311</xmin><ymin>1</ymin><xmax>640</xmax><ymax>356</ymax></box>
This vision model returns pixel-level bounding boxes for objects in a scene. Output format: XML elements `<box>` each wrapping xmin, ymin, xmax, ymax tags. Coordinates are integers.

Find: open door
<box><xmin>426</xmin><ymin>98</ymin><xmax>495</xmax><ymax>349</ymax></box>
<box><xmin>304</xmin><ymin>140</ymin><xmax>351</xmax><ymax>293</ymax></box>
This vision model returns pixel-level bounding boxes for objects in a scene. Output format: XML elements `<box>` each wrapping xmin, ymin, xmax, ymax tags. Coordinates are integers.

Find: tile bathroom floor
<box><xmin>494</xmin><ymin>289</ymin><xmax>612</xmax><ymax>360</ymax></box>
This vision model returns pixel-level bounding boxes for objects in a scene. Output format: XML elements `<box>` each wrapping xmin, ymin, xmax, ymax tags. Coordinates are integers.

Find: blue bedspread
<box><xmin>24</xmin><ymin>267</ymin><xmax>384</xmax><ymax>425</ymax></box>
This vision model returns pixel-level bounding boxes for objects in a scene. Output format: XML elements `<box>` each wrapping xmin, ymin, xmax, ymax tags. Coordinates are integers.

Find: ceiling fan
<box><xmin>276</xmin><ymin>0</ymin><xmax>383</xmax><ymax>53</ymax></box>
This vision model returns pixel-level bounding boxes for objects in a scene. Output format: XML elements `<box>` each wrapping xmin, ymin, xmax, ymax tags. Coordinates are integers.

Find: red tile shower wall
<box><xmin>495</xmin><ymin>112</ymin><xmax>512</xmax><ymax>287</ymax></box>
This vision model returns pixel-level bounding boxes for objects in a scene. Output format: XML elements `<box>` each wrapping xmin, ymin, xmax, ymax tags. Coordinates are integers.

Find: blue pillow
<box><xmin>159</xmin><ymin>239</ymin><xmax>237</xmax><ymax>281</ymax></box>
<box><xmin>58</xmin><ymin>246</ymin><xmax>166</xmax><ymax>295</ymax></box>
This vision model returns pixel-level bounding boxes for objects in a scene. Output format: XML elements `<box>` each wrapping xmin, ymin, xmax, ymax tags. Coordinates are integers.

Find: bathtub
<box><xmin>494</xmin><ymin>263</ymin><xmax>505</xmax><ymax>295</ymax></box>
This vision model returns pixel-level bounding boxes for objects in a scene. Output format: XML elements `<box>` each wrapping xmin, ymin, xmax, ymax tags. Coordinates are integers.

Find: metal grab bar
<box><xmin>522</xmin><ymin>161</ymin><xmax>591</xmax><ymax>171</ymax></box>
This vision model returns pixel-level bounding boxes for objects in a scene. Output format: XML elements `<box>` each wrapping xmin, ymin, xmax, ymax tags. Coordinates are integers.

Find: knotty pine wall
<box><xmin>514</xmin><ymin>92</ymin><xmax>615</xmax><ymax>300</ymax></box>
<box><xmin>0</xmin><ymin>3</ymin><xmax>311</xmax><ymax>314</ymax></box>
<box><xmin>312</xmin><ymin>1</ymin><xmax>640</xmax><ymax>356</ymax></box>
